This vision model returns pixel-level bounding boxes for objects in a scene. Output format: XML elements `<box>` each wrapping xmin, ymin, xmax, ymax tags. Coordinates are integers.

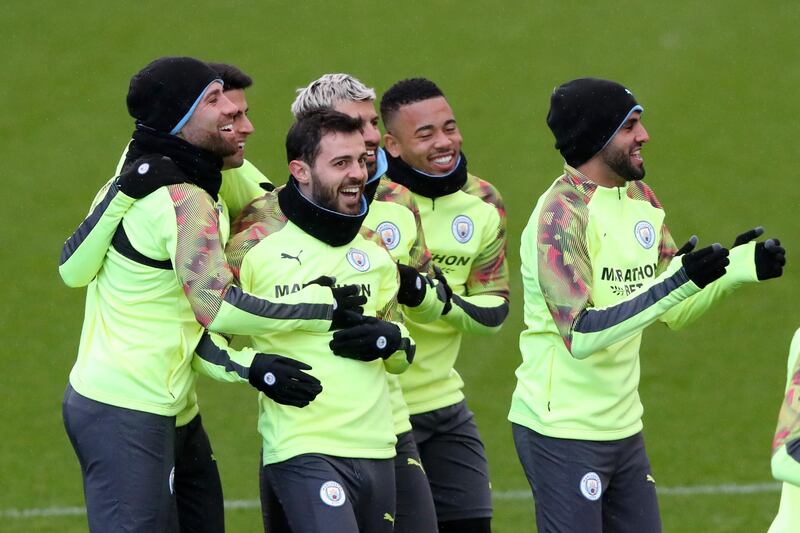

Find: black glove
<box><xmin>329</xmin><ymin>317</ymin><xmax>404</xmax><ymax>361</ymax></box>
<box><xmin>304</xmin><ymin>276</ymin><xmax>367</xmax><ymax>329</ymax></box>
<box><xmin>755</xmin><ymin>239</ymin><xmax>786</xmax><ymax>280</ymax></box>
<box><xmin>674</xmin><ymin>235</ymin><xmax>699</xmax><ymax>256</ymax></box>
<box><xmin>730</xmin><ymin>227</ymin><xmax>785</xmax><ymax>281</ymax></box>
<box><xmin>732</xmin><ymin>226</ymin><xmax>764</xmax><ymax>247</ymax></box>
<box><xmin>432</xmin><ymin>265</ymin><xmax>453</xmax><ymax>315</ymax></box>
<box><xmin>117</xmin><ymin>155</ymin><xmax>185</xmax><ymax>199</ymax></box>
<box><xmin>248</xmin><ymin>353</ymin><xmax>322</xmax><ymax>408</ymax></box>
<box><xmin>397</xmin><ymin>263</ymin><xmax>427</xmax><ymax>307</ymax></box>
<box><xmin>681</xmin><ymin>243</ymin><xmax>730</xmax><ymax>288</ymax></box>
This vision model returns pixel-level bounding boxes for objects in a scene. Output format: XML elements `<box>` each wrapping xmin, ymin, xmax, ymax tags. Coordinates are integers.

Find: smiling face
<box><xmin>600</xmin><ymin>111</ymin><xmax>649</xmax><ymax>182</ymax></box>
<box><xmin>178</xmin><ymin>82</ymin><xmax>238</xmax><ymax>158</ymax></box>
<box><xmin>221</xmin><ymin>88</ymin><xmax>254</xmax><ymax>170</ymax></box>
<box><xmin>291</xmin><ymin>130</ymin><xmax>368</xmax><ymax>214</ymax></box>
<box><xmin>333</xmin><ymin>99</ymin><xmax>380</xmax><ymax>177</ymax></box>
<box><xmin>384</xmin><ymin>96</ymin><xmax>462</xmax><ymax>175</ymax></box>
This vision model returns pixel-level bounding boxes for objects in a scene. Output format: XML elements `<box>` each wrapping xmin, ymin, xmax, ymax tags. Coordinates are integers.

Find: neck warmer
<box><xmin>386</xmin><ymin>152</ymin><xmax>468</xmax><ymax>198</ymax></box>
<box><xmin>124</xmin><ymin>126</ymin><xmax>223</xmax><ymax>200</ymax></box>
<box><xmin>278</xmin><ymin>177</ymin><xmax>368</xmax><ymax>247</ymax></box>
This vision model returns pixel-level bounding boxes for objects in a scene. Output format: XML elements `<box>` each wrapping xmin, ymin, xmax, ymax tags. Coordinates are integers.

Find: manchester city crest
<box><xmin>319</xmin><ymin>480</ymin><xmax>346</xmax><ymax>507</ymax></box>
<box><xmin>634</xmin><ymin>220</ymin><xmax>656</xmax><ymax>249</ymax></box>
<box><xmin>346</xmin><ymin>248</ymin><xmax>371</xmax><ymax>272</ymax></box>
<box><xmin>452</xmin><ymin>215</ymin><xmax>474</xmax><ymax>244</ymax></box>
<box><xmin>580</xmin><ymin>472</ymin><xmax>602</xmax><ymax>501</ymax></box>
<box><xmin>376</xmin><ymin>221</ymin><xmax>401</xmax><ymax>250</ymax></box>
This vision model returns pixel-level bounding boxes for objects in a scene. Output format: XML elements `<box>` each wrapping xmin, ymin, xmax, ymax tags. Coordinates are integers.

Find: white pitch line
<box><xmin>0</xmin><ymin>483</ymin><xmax>782</xmax><ymax>519</ymax></box>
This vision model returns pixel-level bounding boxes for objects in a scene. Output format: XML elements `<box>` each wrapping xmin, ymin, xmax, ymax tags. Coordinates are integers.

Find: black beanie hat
<box><xmin>127</xmin><ymin>56</ymin><xmax>221</xmax><ymax>134</ymax></box>
<box><xmin>546</xmin><ymin>78</ymin><xmax>643</xmax><ymax>167</ymax></box>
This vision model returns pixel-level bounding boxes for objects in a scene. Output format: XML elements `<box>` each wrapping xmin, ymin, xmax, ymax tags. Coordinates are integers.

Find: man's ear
<box><xmin>289</xmin><ymin>160</ymin><xmax>310</xmax><ymax>184</ymax></box>
<box><xmin>384</xmin><ymin>133</ymin><xmax>402</xmax><ymax>158</ymax></box>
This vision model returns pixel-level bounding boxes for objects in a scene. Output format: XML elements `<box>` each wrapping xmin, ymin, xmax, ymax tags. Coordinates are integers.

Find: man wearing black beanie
<box><xmin>59</xmin><ymin>57</ymin><xmax>362</xmax><ymax>532</ymax></box>
<box><xmin>509</xmin><ymin>78</ymin><xmax>785</xmax><ymax>532</ymax></box>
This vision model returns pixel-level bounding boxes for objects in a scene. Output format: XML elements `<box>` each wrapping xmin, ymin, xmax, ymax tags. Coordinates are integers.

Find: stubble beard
<box><xmin>310</xmin><ymin>170</ymin><xmax>360</xmax><ymax>215</ymax></box>
<box><xmin>602</xmin><ymin>144</ymin><xmax>646</xmax><ymax>181</ymax></box>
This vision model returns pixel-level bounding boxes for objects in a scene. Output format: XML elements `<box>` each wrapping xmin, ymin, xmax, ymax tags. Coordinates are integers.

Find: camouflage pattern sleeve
<box><xmin>773</xmin><ymin>333</ymin><xmax>800</xmax><ymax>455</ymax></box>
<box><xmin>226</xmin><ymin>195</ymin><xmax>288</xmax><ymax>280</ymax></box>
<box><xmin>465</xmin><ymin>178</ymin><xmax>509</xmax><ymax>299</ymax></box>
<box><xmin>170</xmin><ymin>184</ymin><xmax>236</xmax><ymax>327</ymax></box>
<box><xmin>535</xmin><ymin>178</ymin><xmax>594</xmax><ymax>349</ymax></box>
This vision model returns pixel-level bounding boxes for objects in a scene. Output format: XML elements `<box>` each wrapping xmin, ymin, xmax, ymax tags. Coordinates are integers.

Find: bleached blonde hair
<box><xmin>291</xmin><ymin>73</ymin><xmax>376</xmax><ymax>118</ymax></box>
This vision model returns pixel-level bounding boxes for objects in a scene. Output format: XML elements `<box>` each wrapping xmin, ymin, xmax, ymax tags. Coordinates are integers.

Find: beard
<box><xmin>309</xmin><ymin>170</ymin><xmax>362</xmax><ymax>215</ymax></box>
<box><xmin>602</xmin><ymin>144</ymin><xmax>646</xmax><ymax>181</ymax></box>
<box><xmin>183</xmin><ymin>127</ymin><xmax>237</xmax><ymax>158</ymax></box>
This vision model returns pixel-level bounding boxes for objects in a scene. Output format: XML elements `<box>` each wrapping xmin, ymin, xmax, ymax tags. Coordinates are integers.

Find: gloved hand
<box><xmin>329</xmin><ymin>317</ymin><xmax>403</xmax><ymax>361</ymax></box>
<box><xmin>248</xmin><ymin>353</ymin><xmax>322</xmax><ymax>408</ymax></box>
<box><xmin>304</xmin><ymin>276</ymin><xmax>367</xmax><ymax>329</ymax></box>
<box><xmin>397</xmin><ymin>263</ymin><xmax>427</xmax><ymax>307</ymax></box>
<box><xmin>730</xmin><ymin>227</ymin><xmax>786</xmax><ymax>280</ymax></box>
<box><xmin>674</xmin><ymin>235</ymin><xmax>699</xmax><ymax>256</ymax></box>
<box><xmin>432</xmin><ymin>265</ymin><xmax>453</xmax><ymax>315</ymax></box>
<box><xmin>681</xmin><ymin>243</ymin><xmax>730</xmax><ymax>288</ymax></box>
<box><xmin>117</xmin><ymin>155</ymin><xmax>185</xmax><ymax>199</ymax></box>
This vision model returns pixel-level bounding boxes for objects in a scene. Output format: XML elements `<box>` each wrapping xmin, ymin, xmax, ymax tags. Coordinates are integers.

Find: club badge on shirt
<box><xmin>452</xmin><ymin>215</ymin><xmax>474</xmax><ymax>244</ymax></box>
<box><xmin>634</xmin><ymin>220</ymin><xmax>656</xmax><ymax>249</ymax></box>
<box><xmin>376</xmin><ymin>221</ymin><xmax>401</xmax><ymax>250</ymax></box>
<box><xmin>346</xmin><ymin>248</ymin><xmax>371</xmax><ymax>272</ymax></box>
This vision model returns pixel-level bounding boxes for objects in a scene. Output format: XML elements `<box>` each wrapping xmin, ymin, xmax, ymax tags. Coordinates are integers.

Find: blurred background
<box><xmin>2</xmin><ymin>1</ymin><xmax>798</xmax><ymax>531</ymax></box>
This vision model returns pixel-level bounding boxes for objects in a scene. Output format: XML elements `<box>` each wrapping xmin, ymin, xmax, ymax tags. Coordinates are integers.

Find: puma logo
<box><xmin>646</xmin><ymin>474</ymin><xmax>656</xmax><ymax>484</ymax></box>
<box><xmin>407</xmin><ymin>457</ymin><xmax>426</xmax><ymax>472</ymax></box>
<box><xmin>383</xmin><ymin>513</ymin><xmax>395</xmax><ymax>523</ymax></box>
<box><xmin>281</xmin><ymin>250</ymin><xmax>302</xmax><ymax>265</ymax></box>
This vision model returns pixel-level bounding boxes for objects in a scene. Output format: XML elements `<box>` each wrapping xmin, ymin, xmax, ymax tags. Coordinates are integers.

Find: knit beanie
<box><xmin>127</xmin><ymin>56</ymin><xmax>221</xmax><ymax>134</ymax></box>
<box><xmin>546</xmin><ymin>78</ymin><xmax>643</xmax><ymax>167</ymax></box>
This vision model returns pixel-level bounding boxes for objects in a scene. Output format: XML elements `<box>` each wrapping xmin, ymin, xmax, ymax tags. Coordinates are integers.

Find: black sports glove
<box><xmin>681</xmin><ymin>243</ymin><xmax>730</xmax><ymax>288</ymax></box>
<box><xmin>732</xmin><ymin>226</ymin><xmax>764</xmax><ymax>247</ymax></box>
<box><xmin>117</xmin><ymin>155</ymin><xmax>185</xmax><ymax>199</ymax></box>
<box><xmin>730</xmin><ymin>227</ymin><xmax>786</xmax><ymax>280</ymax></box>
<box><xmin>303</xmin><ymin>276</ymin><xmax>367</xmax><ymax>329</ymax></box>
<box><xmin>755</xmin><ymin>239</ymin><xmax>786</xmax><ymax>280</ymax></box>
<box><xmin>674</xmin><ymin>235</ymin><xmax>699</xmax><ymax>256</ymax></box>
<box><xmin>329</xmin><ymin>317</ymin><xmax>404</xmax><ymax>361</ymax></box>
<box><xmin>397</xmin><ymin>263</ymin><xmax>427</xmax><ymax>307</ymax></box>
<box><xmin>432</xmin><ymin>265</ymin><xmax>453</xmax><ymax>315</ymax></box>
<box><xmin>248</xmin><ymin>353</ymin><xmax>322</xmax><ymax>408</ymax></box>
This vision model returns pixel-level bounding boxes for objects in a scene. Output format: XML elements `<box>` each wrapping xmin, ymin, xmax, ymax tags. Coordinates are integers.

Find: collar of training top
<box><xmin>386</xmin><ymin>151</ymin><xmax>468</xmax><ymax>199</ymax></box>
<box><xmin>125</xmin><ymin>126</ymin><xmax>223</xmax><ymax>200</ymax></box>
<box><xmin>278</xmin><ymin>177</ymin><xmax>368</xmax><ymax>247</ymax></box>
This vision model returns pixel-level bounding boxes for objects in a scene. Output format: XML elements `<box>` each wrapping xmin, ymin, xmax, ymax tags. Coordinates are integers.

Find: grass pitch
<box><xmin>3</xmin><ymin>1</ymin><xmax>799</xmax><ymax>531</ymax></box>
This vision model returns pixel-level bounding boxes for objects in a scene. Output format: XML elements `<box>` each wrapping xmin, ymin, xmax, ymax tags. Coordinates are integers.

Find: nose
<box><xmin>635</xmin><ymin>123</ymin><xmax>650</xmax><ymax>144</ymax></box>
<box><xmin>219</xmin><ymin>93</ymin><xmax>238</xmax><ymax>117</ymax></box>
<box><xmin>432</xmin><ymin>129</ymin><xmax>452</xmax><ymax>148</ymax></box>
<box><xmin>364</xmin><ymin>123</ymin><xmax>381</xmax><ymax>148</ymax></box>
<box><xmin>239</xmin><ymin>114</ymin><xmax>254</xmax><ymax>135</ymax></box>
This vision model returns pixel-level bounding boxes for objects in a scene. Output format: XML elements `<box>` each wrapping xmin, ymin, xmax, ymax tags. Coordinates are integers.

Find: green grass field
<box><xmin>3</xmin><ymin>1</ymin><xmax>799</xmax><ymax>531</ymax></box>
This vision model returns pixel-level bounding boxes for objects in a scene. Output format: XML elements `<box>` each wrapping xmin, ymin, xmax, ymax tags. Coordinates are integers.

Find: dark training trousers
<box><xmin>260</xmin><ymin>453</ymin><xmax>396</xmax><ymax>533</ymax></box>
<box><xmin>174</xmin><ymin>414</ymin><xmax>224</xmax><ymax>533</ymax></box>
<box><xmin>512</xmin><ymin>423</ymin><xmax>661</xmax><ymax>533</ymax></box>
<box><xmin>394</xmin><ymin>430</ymin><xmax>438</xmax><ymax>533</ymax></box>
<box><xmin>62</xmin><ymin>384</ymin><xmax>179</xmax><ymax>533</ymax></box>
<box><xmin>410</xmin><ymin>400</ymin><xmax>493</xmax><ymax>524</ymax></box>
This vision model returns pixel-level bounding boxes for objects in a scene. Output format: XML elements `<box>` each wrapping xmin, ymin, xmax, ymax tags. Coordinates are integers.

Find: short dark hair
<box><xmin>380</xmin><ymin>78</ymin><xmax>444</xmax><ymax>129</ymax></box>
<box><xmin>286</xmin><ymin>110</ymin><xmax>363</xmax><ymax>166</ymax></box>
<box><xmin>207</xmin><ymin>62</ymin><xmax>253</xmax><ymax>91</ymax></box>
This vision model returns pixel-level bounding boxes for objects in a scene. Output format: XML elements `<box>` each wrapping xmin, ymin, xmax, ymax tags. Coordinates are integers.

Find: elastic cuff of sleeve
<box><xmin>727</xmin><ymin>241</ymin><xmax>758</xmax><ymax>284</ymax></box>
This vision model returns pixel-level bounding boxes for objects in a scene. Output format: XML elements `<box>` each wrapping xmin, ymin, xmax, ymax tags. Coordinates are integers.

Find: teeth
<box><xmin>220</xmin><ymin>124</ymin><xmax>233</xmax><ymax>132</ymax></box>
<box><xmin>366</xmin><ymin>150</ymin><xmax>375</xmax><ymax>157</ymax></box>
<box><xmin>433</xmin><ymin>155</ymin><xmax>452</xmax><ymax>164</ymax></box>
<box><xmin>340</xmin><ymin>187</ymin><xmax>360</xmax><ymax>194</ymax></box>
<box><xmin>238</xmin><ymin>142</ymin><xmax>245</xmax><ymax>149</ymax></box>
